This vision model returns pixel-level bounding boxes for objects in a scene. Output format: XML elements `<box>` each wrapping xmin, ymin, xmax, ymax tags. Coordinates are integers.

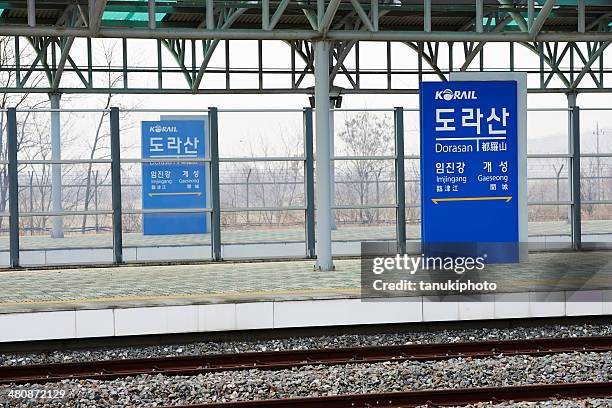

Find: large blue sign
<box><xmin>142</xmin><ymin>120</ymin><xmax>207</xmax><ymax>235</ymax></box>
<box><xmin>420</xmin><ymin>81</ymin><xmax>520</xmax><ymax>262</ymax></box>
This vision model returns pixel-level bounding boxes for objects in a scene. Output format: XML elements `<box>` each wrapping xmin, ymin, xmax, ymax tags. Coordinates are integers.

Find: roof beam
<box><xmin>527</xmin><ymin>0</ymin><xmax>534</xmax><ymax>30</ymax></box>
<box><xmin>52</xmin><ymin>12</ymin><xmax>86</xmax><ymax>91</ymax></box>
<box><xmin>586</xmin><ymin>12</ymin><xmax>611</xmax><ymax>32</ymax></box>
<box><xmin>56</xmin><ymin>5</ymin><xmax>75</xmax><ymax>26</ymax></box>
<box><xmin>76</xmin><ymin>4</ymin><xmax>89</xmax><ymax>27</ymax></box>
<box><xmin>206</xmin><ymin>0</ymin><xmax>214</xmax><ymax>30</ymax></box>
<box><xmin>51</xmin><ymin>37</ymin><xmax>77</xmax><ymax>91</ymax></box>
<box><xmin>571</xmin><ymin>42</ymin><xmax>611</xmax><ymax>89</ymax></box>
<box><xmin>424</xmin><ymin>0</ymin><xmax>431</xmax><ymax>32</ymax></box>
<box><xmin>3</xmin><ymin>28</ymin><xmax>612</xmax><ymax>43</ymax></box>
<box><xmin>191</xmin><ymin>7</ymin><xmax>247</xmax><ymax>92</ymax></box>
<box><xmin>578</xmin><ymin>0</ymin><xmax>585</xmax><ymax>33</ymax></box>
<box><xmin>262</xmin><ymin>0</ymin><xmax>269</xmax><ymax>29</ymax></box>
<box><xmin>328</xmin><ymin>8</ymin><xmax>390</xmax><ymax>83</ymax></box>
<box><xmin>269</xmin><ymin>0</ymin><xmax>290</xmax><ymax>31</ymax></box>
<box><xmin>476</xmin><ymin>0</ymin><xmax>483</xmax><ymax>33</ymax></box>
<box><xmin>405</xmin><ymin>42</ymin><xmax>447</xmax><ymax>82</ymax></box>
<box><xmin>19</xmin><ymin>37</ymin><xmax>53</xmax><ymax>87</ymax></box>
<box><xmin>148</xmin><ymin>0</ymin><xmax>156</xmax><ymax>30</ymax></box>
<box><xmin>460</xmin><ymin>15</ymin><xmax>512</xmax><ymax>71</ymax></box>
<box><xmin>318</xmin><ymin>0</ymin><xmax>341</xmax><ymax>37</ymax></box>
<box><xmin>573</xmin><ymin>43</ymin><xmax>601</xmax><ymax>86</ymax></box>
<box><xmin>27</xmin><ymin>0</ymin><xmax>35</xmax><ymax>27</ymax></box>
<box><xmin>371</xmin><ymin>0</ymin><xmax>378</xmax><ymax>32</ymax></box>
<box><xmin>88</xmin><ymin>0</ymin><xmax>108</xmax><ymax>36</ymax></box>
<box><xmin>498</xmin><ymin>0</ymin><xmax>528</xmax><ymax>32</ymax></box>
<box><xmin>302</xmin><ymin>8</ymin><xmax>318</xmax><ymax>30</ymax></box>
<box><xmin>349</xmin><ymin>0</ymin><xmax>374</xmax><ymax>32</ymax></box>
<box><xmin>330</xmin><ymin>40</ymin><xmax>356</xmax><ymax>82</ymax></box>
<box><xmin>529</xmin><ymin>0</ymin><xmax>557</xmax><ymax>40</ymax></box>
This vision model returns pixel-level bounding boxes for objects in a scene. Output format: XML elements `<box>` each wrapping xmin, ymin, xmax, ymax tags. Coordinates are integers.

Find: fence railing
<box><xmin>1</xmin><ymin>106</ymin><xmax>611</xmax><ymax>266</ymax></box>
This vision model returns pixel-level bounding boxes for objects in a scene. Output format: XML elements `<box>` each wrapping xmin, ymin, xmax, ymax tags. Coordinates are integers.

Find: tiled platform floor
<box><xmin>1</xmin><ymin>220</ymin><xmax>610</xmax><ymax>251</ymax></box>
<box><xmin>1</xmin><ymin>251</ymin><xmax>611</xmax><ymax>314</ymax></box>
<box><xmin>1</xmin><ymin>252</ymin><xmax>611</xmax><ymax>342</ymax></box>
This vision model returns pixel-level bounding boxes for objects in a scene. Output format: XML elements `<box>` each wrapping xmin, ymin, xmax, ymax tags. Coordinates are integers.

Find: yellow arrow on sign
<box><xmin>431</xmin><ymin>196</ymin><xmax>512</xmax><ymax>204</ymax></box>
<box><xmin>149</xmin><ymin>192</ymin><xmax>202</xmax><ymax>197</ymax></box>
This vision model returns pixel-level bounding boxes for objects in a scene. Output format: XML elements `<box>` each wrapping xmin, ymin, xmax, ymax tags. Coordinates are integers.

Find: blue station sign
<box><xmin>142</xmin><ymin>120</ymin><xmax>207</xmax><ymax>235</ymax></box>
<box><xmin>420</xmin><ymin>81</ymin><xmax>521</xmax><ymax>263</ymax></box>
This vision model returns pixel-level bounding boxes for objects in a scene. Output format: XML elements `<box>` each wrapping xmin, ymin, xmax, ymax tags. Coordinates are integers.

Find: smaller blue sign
<box><xmin>142</xmin><ymin>120</ymin><xmax>207</xmax><ymax>235</ymax></box>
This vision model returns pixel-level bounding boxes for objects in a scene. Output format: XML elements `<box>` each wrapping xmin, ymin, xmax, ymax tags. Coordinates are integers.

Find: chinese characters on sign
<box><xmin>142</xmin><ymin>120</ymin><xmax>207</xmax><ymax>235</ymax></box>
<box><xmin>420</xmin><ymin>81</ymin><xmax>520</xmax><ymax>262</ymax></box>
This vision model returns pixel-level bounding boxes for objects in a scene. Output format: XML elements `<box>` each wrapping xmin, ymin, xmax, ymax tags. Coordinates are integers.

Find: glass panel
<box><xmin>120</xmin><ymin>109</ymin><xmax>210</xmax><ymax>262</ymax></box>
<box><xmin>14</xmin><ymin>110</ymin><xmax>113</xmax><ymax>265</ymax></box>
<box><xmin>581</xmin><ymin>156</ymin><xmax>612</xmax><ymax>202</ymax></box>
<box><xmin>332</xmin><ymin>208</ymin><xmax>396</xmax><ymax>243</ymax></box>
<box><xmin>528</xmin><ymin>204</ymin><xmax>571</xmax><ymax>237</ymax></box>
<box><xmin>222</xmin><ymin>209</ymin><xmax>306</xmax><ymax>259</ymax></box>
<box><xmin>528</xmin><ymin>157</ymin><xmax>570</xmax><ymax>202</ymax></box>
<box><xmin>581</xmin><ymin>204</ymin><xmax>612</xmax><ymax>244</ymax></box>
<box><xmin>527</xmin><ymin>110</ymin><xmax>568</xmax><ymax>154</ymax></box>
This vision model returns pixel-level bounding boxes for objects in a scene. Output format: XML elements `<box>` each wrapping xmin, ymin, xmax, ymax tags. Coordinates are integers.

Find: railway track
<box><xmin>1</xmin><ymin>335</ymin><xmax>611</xmax><ymax>385</ymax></box>
<box><xmin>156</xmin><ymin>382</ymin><xmax>612</xmax><ymax>408</ymax></box>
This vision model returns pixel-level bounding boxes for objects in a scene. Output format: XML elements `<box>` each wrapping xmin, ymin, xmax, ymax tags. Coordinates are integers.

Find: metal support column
<box><xmin>394</xmin><ymin>107</ymin><xmax>406</xmax><ymax>255</ymax></box>
<box><xmin>568</xmin><ymin>94</ymin><xmax>581</xmax><ymax>250</ymax></box>
<box><xmin>314</xmin><ymin>41</ymin><xmax>334</xmax><ymax>271</ymax></box>
<box><xmin>304</xmin><ymin>107</ymin><xmax>316</xmax><ymax>258</ymax></box>
<box><xmin>49</xmin><ymin>93</ymin><xmax>63</xmax><ymax>238</ymax></box>
<box><xmin>7</xmin><ymin>108</ymin><xmax>19</xmax><ymax>267</ymax></box>
<box><xmin>209</xmin><ymin>107</ymin><xmax>222</xmax><ymax>261</ymax></box>
<box><xmin>329</xmin><ymin>107</ymin><xmax>336</xmax><ymax>230</ymax></box>
<box><xmin>110</xmin><ymin>107</ymin><xmax>123</xmax><ymax>263</ymax></box>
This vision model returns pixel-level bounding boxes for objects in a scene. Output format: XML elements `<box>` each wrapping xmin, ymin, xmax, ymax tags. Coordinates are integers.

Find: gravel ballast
<box><xmin>1</xmin><ymin>351</ymin><xmax>611</xmax><ymax>407</ymax></box>
<box><xmin>2</xmin><ymin>322</ymin><xmax>612</xmax><ymax>367</ymax></box>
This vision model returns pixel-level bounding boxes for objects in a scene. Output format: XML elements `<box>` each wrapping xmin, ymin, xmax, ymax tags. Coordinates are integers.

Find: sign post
<box><xmin>142</xmin><ymin>120</ymin><xmax>208</xmax><ymax>235</ymax></box>
<box><xmin>420</xmin><ymin>77</ymin><xmax>527</xmax><ymax>263</ymax></box>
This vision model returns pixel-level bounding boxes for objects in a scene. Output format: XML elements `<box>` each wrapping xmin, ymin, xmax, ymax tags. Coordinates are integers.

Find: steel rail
<box><xmin>156</xmin><ymin>382</ymin><xmax>612</xmax><ymax>408</ymax></box>
<box><xmin>1</xmin><ymin>336</ymin><xmax>611</xmax><ymax>386</ymax></box>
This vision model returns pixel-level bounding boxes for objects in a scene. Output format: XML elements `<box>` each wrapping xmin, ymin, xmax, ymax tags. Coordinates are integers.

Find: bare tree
<box><xmin>336</xmin><ymin>112</ymin><xmax>394</xmax><ymax>225</ymax></box>
<box><xmin>220</xmin><ymin>131</ymin><xmax>304</xmax><ymax>229</ymax></box>
<box><xmin>80</xmin><ymin>42</ymin><xmax>125</xmax><ymax>233</ymax></box>
<box><xmin>249</xmin><ymin>134</ymin><xmax>302</xmax><ymax>226</ymax></box>
<box><xmin>0</xmin><ymin>37</ymin><xmax>47</xmax><ymax>230</ymax></box>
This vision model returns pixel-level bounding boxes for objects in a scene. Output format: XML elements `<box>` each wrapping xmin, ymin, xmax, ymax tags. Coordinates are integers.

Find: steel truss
<box><xmin>0</xmin><ymin>1</ymin><xmax>611</xmax><ymax>94</ymax></box>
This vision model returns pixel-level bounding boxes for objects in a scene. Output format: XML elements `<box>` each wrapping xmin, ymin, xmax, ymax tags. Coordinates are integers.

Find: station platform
<box><xmin>0</xmin><ymin>220</ymin><xmax>610</xmax><ymax>267</ymax></box>
<box><xmin>0</xmin><ymin>251</ymin><xmax>611</xmax><ymax>343</ymax></box>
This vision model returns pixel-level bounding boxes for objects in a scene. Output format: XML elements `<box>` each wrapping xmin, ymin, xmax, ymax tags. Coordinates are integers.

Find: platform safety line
<box><xmin>0</xmin><ymin>287</ymin><xmax>362</xmax><ymax>306</ymax></box>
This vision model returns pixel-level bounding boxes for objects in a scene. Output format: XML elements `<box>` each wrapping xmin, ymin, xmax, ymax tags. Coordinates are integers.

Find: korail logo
<box><xmin>150</xmin><ymin>125</ymin><xmax>178</xmax><ymax>133</ymax></box>
<box><xmin>435</xmin><ymin>89</ymin><xmax>477</xmax><ymax>101</ymax></box>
